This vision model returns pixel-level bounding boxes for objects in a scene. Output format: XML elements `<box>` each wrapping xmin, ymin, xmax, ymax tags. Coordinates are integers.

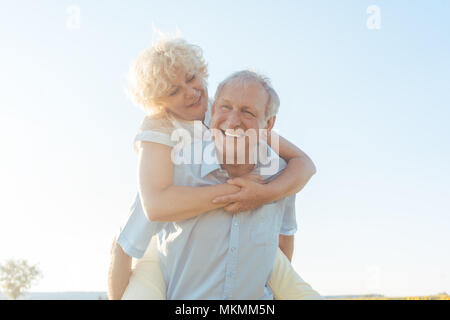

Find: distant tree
<box><xmin>0</xmin><ymin>259</ymin><xmax>42</xmax><ymax>300</ymax></box>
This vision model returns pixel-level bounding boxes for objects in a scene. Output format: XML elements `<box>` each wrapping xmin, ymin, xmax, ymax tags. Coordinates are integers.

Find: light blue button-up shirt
<box><xmin>118</xmin><ymin>134</ymin><xmax>297</xmax><ymax>300</ymax></box>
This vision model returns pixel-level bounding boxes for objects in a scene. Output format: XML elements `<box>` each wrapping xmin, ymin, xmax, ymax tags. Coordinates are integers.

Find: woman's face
<box><xmin>157</xmin><ymin>71</ymin><xmax>208</xmax><ymax>121</ymax></box>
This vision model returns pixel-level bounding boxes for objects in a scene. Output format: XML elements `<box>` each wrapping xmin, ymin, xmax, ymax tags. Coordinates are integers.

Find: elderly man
<box><xmin>111</xmin><ymin>70</ymin><xmax>320</xmax><ymax>300</ymax></box>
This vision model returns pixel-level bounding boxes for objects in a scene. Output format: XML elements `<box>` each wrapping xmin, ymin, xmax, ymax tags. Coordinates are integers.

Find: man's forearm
<box><xmin>107</xmin><ymin>239</ymin><xmax>132</xmax><ymax>300</ymax></box>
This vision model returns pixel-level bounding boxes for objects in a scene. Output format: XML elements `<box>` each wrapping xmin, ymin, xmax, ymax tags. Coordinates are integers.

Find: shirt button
<box><xmin>231</xmin><ymin>247</ymin><xmax>236</xmax><ymax>252</ymax></box>
<box><xmin>234</xmin><ymin>222</ymin><xmax>238</xmax><ymax>227</ymax></box>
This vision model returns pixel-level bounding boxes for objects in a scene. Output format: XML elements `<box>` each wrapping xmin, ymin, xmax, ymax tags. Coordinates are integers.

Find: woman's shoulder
<box><xmin>132</xmin><ymin>113</ymin><xmax>178</xmax><ymax>151</ymax></box>
<box><xmin>138</xmin><ymin>113</ymin><xmax>175</xmax><ymax>135</ymax></box>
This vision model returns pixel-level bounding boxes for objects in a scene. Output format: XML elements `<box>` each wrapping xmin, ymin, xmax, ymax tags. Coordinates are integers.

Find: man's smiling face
<box><xmin>210</xmin><ymin>79</ymin><xmax>275</xmax><ymax>164</ymax></box>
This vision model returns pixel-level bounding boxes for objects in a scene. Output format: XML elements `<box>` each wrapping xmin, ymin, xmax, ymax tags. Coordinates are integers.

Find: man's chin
<box><xmin>220</xmin><ymin>146</ymin><xmax>255</xmax><ymax>165</ymax></box>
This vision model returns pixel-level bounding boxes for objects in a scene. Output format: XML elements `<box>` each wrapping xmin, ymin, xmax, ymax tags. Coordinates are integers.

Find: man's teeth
<box><xmin>224</xmin><ymin>131</ymin><xmax>245</xmax><ymax>138</ymax></box>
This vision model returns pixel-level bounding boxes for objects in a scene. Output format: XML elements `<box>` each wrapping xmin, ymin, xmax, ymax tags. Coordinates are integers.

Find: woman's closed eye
<box><xmin>186</xmin><ymin>74</ymin><xmax>195</xmax><ymax>82</ymax></box>
<box><xmin>169</xmin><ymin>87</ymin><xmax>179</xmax><ymax>96</ymax></box>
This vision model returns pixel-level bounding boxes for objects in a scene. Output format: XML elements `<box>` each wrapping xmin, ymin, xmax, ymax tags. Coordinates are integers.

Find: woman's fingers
<box><xmin>244</xmin><ymin>175</ymin><xmax>265</xmax><ymax>183</ymax></box>
<box><xmin>224</xmin><ymin>203</ymin><xmax>241</xmax><ymax>213</ymax></box>
<box><xmin>233</xmin><ymin>174</ymin><xmax>266</xmax><ymax>184</ymax></box>
<box><xmin>212</xmin><ymin>192</ymin><xmax>243</xmax><ymax>204</ymax></box>
<box><xmin>226</xmin><ymin>178</ymin><xmax>246</xmax><ymax>187</ymax></box>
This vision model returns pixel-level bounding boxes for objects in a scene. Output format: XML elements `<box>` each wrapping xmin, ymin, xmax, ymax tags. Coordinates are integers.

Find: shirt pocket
<box><xmin>250</xmin><ymin>203</ymin><xmax>279</xmax><ymax>246</ymax></box>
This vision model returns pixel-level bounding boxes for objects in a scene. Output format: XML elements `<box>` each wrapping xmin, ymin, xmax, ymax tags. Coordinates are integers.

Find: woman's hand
<box><xmin>212</xmin><ymin>174</ymin><xmax>271</xmax><ymax>213</ymax></box>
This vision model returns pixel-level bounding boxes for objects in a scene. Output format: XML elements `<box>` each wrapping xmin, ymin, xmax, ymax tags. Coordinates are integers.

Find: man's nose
<box><xmin>225</xmin><ymin>110</ymin><xmax>242</xmax><ymax>129</ymax></box>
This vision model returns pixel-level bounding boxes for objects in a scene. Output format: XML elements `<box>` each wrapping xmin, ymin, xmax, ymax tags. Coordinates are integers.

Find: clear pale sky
<box><xmin>0</xmin><ymin>1</ymin><xmax>449</xmax><ymax>296</ymax></box>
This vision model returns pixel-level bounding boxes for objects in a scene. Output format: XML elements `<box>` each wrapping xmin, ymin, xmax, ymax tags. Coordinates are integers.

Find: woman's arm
<box><xmin>213</xmin><ymin>132</ymin><xmax>316</xmax><ymax>213</ymax></box>
<box><xmin>264</xmin><ymin>132</ymin><xmax>317</xmax><ymax>201</ymax></box>
<box><xmin>138</xmin><ymin>141</ymin><xmax>240</xmax><ymax>222</ymax></box>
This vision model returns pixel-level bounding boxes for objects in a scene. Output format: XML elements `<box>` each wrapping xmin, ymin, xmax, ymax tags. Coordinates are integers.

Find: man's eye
<box><xmin>187</xmin><ymin>74</ymin><xmax>195</xmax><ymax>82</ymax></box>
<box><xmin>169</xmin><ymin>88</ymin><xmax>179</xmax><ymax>96</ymax></box>
<box><xmin>243</xmin><ymin>110</ymin><xmax>255</xmax><ymax>117</ymax></box>
<box><xmin>221</xmin><ymin>105</ymin><xmax>231</xmax><ymax>110</ymax></box>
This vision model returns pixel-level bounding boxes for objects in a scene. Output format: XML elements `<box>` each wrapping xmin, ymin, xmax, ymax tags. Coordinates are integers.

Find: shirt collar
<box><xmin>200</xmin><ymin>140</ymin><xmax>221</xmax><ymax>178</ymax></box>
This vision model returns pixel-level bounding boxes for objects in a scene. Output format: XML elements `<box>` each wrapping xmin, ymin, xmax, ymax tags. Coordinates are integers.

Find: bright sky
<box><xmin>0</xmin><ymin>1</ymin><xmax>449</xmax><ymax>297</ymax></box>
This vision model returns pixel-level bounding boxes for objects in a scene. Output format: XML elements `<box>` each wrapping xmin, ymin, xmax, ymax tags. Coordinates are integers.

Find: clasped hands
<box><xmin>212</xmin><ymin>174</ymin><xmax>273</xmax><ymax>213</ymax></box>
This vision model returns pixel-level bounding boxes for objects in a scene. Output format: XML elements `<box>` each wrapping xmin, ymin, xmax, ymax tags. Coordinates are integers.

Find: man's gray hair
<box><xmin>214</xmin><ymin>70</ymin><xmax>280</xmax><ymax>120</ymax></box>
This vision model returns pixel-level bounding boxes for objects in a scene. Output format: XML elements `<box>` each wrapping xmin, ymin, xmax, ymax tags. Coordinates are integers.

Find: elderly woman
<box><xmin>108</xmin><ymin>38</ymin><xmax>321</xmax><ymax>299</ymax></box>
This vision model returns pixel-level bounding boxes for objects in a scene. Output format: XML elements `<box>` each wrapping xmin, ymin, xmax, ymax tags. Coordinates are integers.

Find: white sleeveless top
<box><xmin>133</xmin><ymin>100</ymin><xmax>212</xmax><ymax>153</ymax></box>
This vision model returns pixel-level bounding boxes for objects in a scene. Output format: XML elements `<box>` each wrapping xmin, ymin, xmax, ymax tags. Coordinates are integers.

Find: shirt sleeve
<box><xmin>133</xmin><ymin>116</ymin><xmax>179</xmax><ymax>153</ymax></box>
<box><xmin>279</xmin><ymin>195</ymin><xmax>297</xmax><ymax>236</ymax></box>
<box><xmin>133</xmin><ymin>130</ymin><xmax>177</xmax><ymax>154</ymax></box>
<box><xmin>117</xmin><ymin>193</ymin><xmax>166</xmax><ymax>258</ymax></box>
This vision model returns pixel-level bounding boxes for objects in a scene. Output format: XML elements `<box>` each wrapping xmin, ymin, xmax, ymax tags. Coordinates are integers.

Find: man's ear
<box><xmin>211</xmin><ymin>101</ymin><xmax>216</xmax><ymax>115</ymax></box>
<box><xmin>264</xmin><ymin>116</ymin><xmax>276</xmax><ymax>132</ymax></box>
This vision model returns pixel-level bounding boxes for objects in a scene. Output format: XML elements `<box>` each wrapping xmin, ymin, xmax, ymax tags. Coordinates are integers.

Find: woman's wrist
<box><xmin>260</xmin><ymin>183</ymin><xmax>278</xmax><ymax>204</ymax></box>
<box><xmin>264</xmin><ymin>178</ymin><xmax>295</xmax><ymax>204</ymax></box>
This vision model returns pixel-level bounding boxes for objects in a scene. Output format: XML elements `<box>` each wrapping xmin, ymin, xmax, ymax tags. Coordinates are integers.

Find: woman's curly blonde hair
<box><xmin>126</xmin><ymin>38</ymin><xmax>208</xmax><ymax>115</ymax></box>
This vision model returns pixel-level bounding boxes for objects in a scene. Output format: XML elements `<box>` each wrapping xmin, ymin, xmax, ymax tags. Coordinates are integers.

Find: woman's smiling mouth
<box><xmin>187</xmin><ymin>94</ymin><xmax>202</xmax><ymax>108</ymax></box>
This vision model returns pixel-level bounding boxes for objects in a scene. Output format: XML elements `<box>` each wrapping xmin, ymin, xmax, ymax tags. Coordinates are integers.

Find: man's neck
<box><xmin>221</xmin><ymin>163</ymin><xmax>255</xmax><ymax>178</ymax></box>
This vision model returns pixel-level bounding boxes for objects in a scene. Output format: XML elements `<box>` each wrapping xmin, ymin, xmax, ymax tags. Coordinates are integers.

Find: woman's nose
<box><xmin>186</xmin><ymin>85</ymin><xmax>198</xmax><ymax>100</ymax></box>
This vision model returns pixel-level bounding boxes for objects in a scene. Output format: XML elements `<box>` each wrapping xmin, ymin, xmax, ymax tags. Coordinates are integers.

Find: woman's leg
<box><xmin>268</xmin><ymin>247</ymin><xmax>323</xmax><ymax>300</ymax></box>
<box><xmin>121</xmin><ymin>236</ymin><xmax>166</xmax><ymax>300</ymax></box>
